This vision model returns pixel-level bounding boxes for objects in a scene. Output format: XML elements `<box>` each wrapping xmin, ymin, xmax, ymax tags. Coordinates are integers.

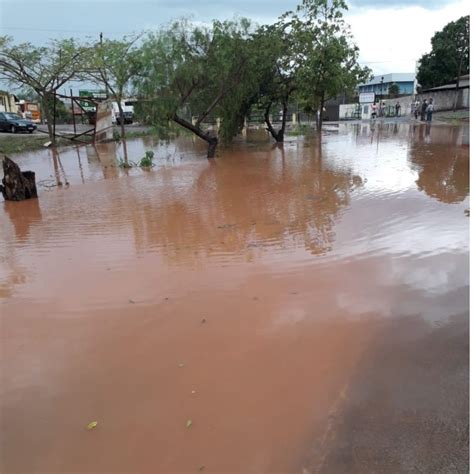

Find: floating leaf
<box><xmin>186</xmin><ymin>419</ymin><xmax>193</xmax><ymax>428</ymax></box>
<box><xmin>179</xmin><ymin>363</ymin><xmax>185</xmax><ymax>368</ymax></box>
<box><xmin>86</xmin><ymin>421</ymin><xmax>98</xmax><ymax>430</ymax></box>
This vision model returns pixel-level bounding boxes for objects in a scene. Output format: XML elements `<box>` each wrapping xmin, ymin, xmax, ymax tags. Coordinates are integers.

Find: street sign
<box><xmin>78</xmin><ymin>90</ymin><xmax>107</xmax><ymax>112</ymax></box>
<box><xmin>359</xmin><ymin>92</ymin><xmax>375</xmax><ymax>103</ymax></box>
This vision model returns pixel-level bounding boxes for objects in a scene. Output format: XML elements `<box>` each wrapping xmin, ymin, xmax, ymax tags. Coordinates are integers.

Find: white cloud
<box><xmin>346</xmin><ymin>0</ymin><xmax>471</xmax><ymax>75</ymax></box>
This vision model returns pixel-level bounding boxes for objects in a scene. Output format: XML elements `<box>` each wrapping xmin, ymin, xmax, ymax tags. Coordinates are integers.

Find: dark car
<box><xmin>0</xmin><ymin>112</ymin><xmax>37</xmax><ymax>133</ymax></box>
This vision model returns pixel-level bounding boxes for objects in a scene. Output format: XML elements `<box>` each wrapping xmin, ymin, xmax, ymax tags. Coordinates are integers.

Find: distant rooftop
<box><xmin>360</xmin><ymin>73</ymin><xmax>416</xmax><ymax>86</ymax></box>
<box><xmin>423</xmin><ymin>74</ymin><xmax>470</xmax><ymax>92</ymax></box>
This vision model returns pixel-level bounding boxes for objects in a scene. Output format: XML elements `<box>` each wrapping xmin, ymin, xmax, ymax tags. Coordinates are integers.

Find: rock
<box><xmin>0</xmin><ymin>156</ymin><xmax>38</xmax><ymax>201</ymax></box>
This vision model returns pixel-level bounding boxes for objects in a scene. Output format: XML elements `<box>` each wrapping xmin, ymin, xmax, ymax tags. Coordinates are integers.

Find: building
<box><xmin>0</xmin><ymin>91</ymin><xmax>19</xmax><ymax>113</ymax></box>
<box><xmin>358</xmin><ymin>73</ymin><xmax>416</xmax><ymax>96</ymax></box>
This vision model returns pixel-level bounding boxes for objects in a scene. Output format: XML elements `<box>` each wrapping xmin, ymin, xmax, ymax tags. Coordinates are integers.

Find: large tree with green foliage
<box><xmin>135</xmin><ymin>19</ymin><xmax>260</xmax><ymax>158</ymax></box>
<box><xmin>417</xmin><ymin>16</ymin><xmax>469</xmax><ymax>91</ymax></box>
<box><xmin>288</xmin><ymin>0</ymin><xmax>370</xmax><ymax>130</ymax></box>
<box><xmin>0</xmin><ymin>37</ymin><xmax>88</xmax><ymax>143</ymax></box>
<box><xmin>87</xmin><ymin>34</ymin><xmax>142</xmax><ymax>142</ymax></box>
<box><xmin>251</xmin><ymin>22</ymin><xmax>299</xmax><ymax>143</ymax></box>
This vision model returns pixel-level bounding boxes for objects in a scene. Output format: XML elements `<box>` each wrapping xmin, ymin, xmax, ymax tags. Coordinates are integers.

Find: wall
<box><xmin>340</xmin><ymin>87</ymin><xmax>469</xmax><ymax>120</ymax></box>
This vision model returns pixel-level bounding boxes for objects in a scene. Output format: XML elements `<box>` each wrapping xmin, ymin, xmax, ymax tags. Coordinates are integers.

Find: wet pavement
<box><xmin>0</xmin><ymin>122</ymin><xmax>469</xmax><ymax>473</ymax></box>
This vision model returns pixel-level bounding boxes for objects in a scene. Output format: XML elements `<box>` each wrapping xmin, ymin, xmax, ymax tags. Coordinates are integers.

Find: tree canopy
<box><xmin>417</xmin><ymin>16</ymin><xmax>469</xmax><ymax>90</ymax></box>
<box><xmin>0</xmin><ymin>0</ymin><xmax>370</xmax><ymax>156</ymax></box>
<box><xmin>0</xmin><ymin>36</ymin><xmax>88</xmax><ymax>142</ymax></box>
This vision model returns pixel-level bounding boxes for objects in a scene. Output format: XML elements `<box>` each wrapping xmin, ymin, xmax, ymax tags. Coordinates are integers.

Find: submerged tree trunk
<box><xmin>317</xmin><ymin>93</ymin><xmax>325</xmax><ymax>132</ymax></box>
<box><xmin>264</xmin><ymin>99</ymin><xmax>287</xmax><ymax>143</ymax></box>
<box><xmin>173</xmin><ymin>114</ymin><xmax>219</xmax><ymax>158</ymax></box>
<box><xmin>42</xmin><ymin>93</ymin><xmax>56</xmax><ymax>145</ymax></box>
<box><xmin>117</xmin><ymin>99</ymin><xmax>127</xmax><ymax>141</ymax></box>
<box><xmin>0</xmin><ymin>156</ymin><xmax>38</xmax><ymax>201</ymax></box>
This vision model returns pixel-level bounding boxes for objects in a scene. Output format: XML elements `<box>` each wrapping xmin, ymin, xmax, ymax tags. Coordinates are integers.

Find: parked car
<box><xmin>0</xmin><ymin>112</ymin><xmax>37</xmax><ymax>133</ymax></box>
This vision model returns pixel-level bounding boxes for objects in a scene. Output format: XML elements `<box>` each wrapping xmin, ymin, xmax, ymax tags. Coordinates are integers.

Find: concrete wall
<box><xmin>339</xmin><ymin>87</ymin><xmax>469</xmax><ymax>120</ymax></box>
<box><xmin>419</xmin><ymin>88</ymin><xmax>469</xmax><ymax>110</ymax></box>
<box><xmin>384</xmin><ymin>88</ymin><xmax>469</xmax><ymax>113</ymax></box>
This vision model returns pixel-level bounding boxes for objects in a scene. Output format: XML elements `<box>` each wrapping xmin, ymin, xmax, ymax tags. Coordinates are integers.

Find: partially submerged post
<box><xmin>0</xmin><ymin>156</ymin><xmax>38</xmax><ymax>201</ymax></box>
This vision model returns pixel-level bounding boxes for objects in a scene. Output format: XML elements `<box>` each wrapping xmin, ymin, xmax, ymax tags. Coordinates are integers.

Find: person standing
<box><xmin>421</xmin><ymin>99</ymin><xmax>428</xmax><ymax>121</ymax></box>
<box><xmin>426</xmin><ymin>98</ymin><xmax>434</xmax><ymax>122</ymax></box>
<box><xmin>395</xmin><ymin>102</ymin><xmax>401</xmax><ymax>117</ymax></box>
<box><xmin>371</xmin><ymin>102</ymin><xmax>378</xmax><ymax>119</ymax></box>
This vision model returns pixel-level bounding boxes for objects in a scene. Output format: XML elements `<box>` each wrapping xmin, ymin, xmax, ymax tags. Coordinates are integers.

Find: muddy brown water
<box><xmin>0</xmin><ymin>123</ymin><xmax>469</xmax><ymax>473</ymax></box>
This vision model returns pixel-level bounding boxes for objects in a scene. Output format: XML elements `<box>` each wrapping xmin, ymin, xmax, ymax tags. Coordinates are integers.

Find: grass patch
<box><xmin>0</xmin><ymin>134</ymin><xmax>91</xmax><ymax>155</ymax></box>
<box><xmin>287</xmin><ymin>124</ymin><xmax>312</xmax><ymax>136</ymax></box>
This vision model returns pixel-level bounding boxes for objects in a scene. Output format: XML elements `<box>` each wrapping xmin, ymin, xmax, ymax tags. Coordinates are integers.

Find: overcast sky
<box><xmin>0</xmin><ymin>0</ymin><xmax>470</xmax><ymax>79</ymax></box>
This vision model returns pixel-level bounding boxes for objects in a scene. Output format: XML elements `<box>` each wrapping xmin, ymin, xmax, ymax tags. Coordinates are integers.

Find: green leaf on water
<box><xmin>186</xmin><ymin>419</ymin><xmax>193</xmax><ymax>428</ymax></box>
<box><xmin>86</xmin><ymin>421</ymin><xmax>98</xmax><ymax>430</ymax></box>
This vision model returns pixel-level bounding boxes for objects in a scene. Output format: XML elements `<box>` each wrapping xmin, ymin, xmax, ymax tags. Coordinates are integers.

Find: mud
<box><xmin>0</xmin><ymin>123</ymin><xmax>469</xmax><ymax>473</ymax></box>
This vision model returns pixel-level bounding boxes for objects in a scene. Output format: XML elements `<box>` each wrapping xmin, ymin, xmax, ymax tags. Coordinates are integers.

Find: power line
<box><xmin>0</xmin><ymin>25</ymin><xmax>144</xmax><ymax>35</ymax></box>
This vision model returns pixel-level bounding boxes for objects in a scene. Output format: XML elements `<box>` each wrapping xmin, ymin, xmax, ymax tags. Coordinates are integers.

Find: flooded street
<box><xmin>0</xmin><ymin>123</ymin><xmax>469</xmax><ymax>473</ymax></box>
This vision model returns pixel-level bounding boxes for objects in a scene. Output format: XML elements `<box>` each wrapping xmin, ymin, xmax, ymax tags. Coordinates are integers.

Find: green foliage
<box><xmin>0</xmin><ymin>36</ymin><xmax>88</xmax><ymax>141</ymax></box>
<box><xmin>287</xmin><ymin>124</ymin><xmax>312</xmax><ymax>136</ymax></box>
<box><xmin>417</xmin><ymin>16</ymin><xmax>469</xmax><ymax>89</ymax></box>
<box><xmin>250</xmin><ymin>21</ymin><xmax>299</xmax><ymax>141</ymax></box>
<box><xmin>87</xmin><ymin>35</ymin><xmax>142</xmax><ymax>139</ymax></box>
<box><xmin>0</xmin><ymin>36</ymin><xmax>88</xmax><ymax>93</ymax></box>
<box><xmin>134</xmin><ymin>18</ymin><xmax>261</xmax><ymax>145</ymax></box>
<box><xmin>287</xmin><ymin>0</ymin><xmax>371</xmax><ymax>125</ymax></box>
<box><xmin>138</xmin><ymin>151</ymin><xmax>154</xmax><ymax>167</ymax></box>
<box><xmin>42</xmin><ymin>97</ymin><xmax>71</xmax><ymax>123</ymax></box>
<box><xmin>388</xmin><ymin>83</ymin><xmax>400</xmax><ymax>97</ymax></box>
<box><xmin>117</xmin><ymin>158</ymin><xmax>134</xmax><ymax>168</ymax></box>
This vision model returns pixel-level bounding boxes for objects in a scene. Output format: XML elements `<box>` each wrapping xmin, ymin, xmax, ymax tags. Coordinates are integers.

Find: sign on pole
<box><xmin>359</xmin><ymin>92</ymin><xmax>375</xmax><ymax>103</ymax></box>
<box><xmin>79</xmin><ymin>90</ymin><xmax>107</xmax><ymax>112</ymax></box>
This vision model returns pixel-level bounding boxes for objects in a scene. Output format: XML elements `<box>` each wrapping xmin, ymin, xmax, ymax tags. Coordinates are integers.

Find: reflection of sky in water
<box><xmin>0</xmin><ymin>123</ymin><xmax>469</xmax><ymax>325</ymax></box>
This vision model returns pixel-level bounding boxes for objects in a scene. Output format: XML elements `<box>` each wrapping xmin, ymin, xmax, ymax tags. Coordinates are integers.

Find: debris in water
<box><xmin>464</xmin><ymin>209</ymin><xmax>470</xmax><ymax>216</ymax></box>
<box><xmin>179</xmin><ymin>363</ymin><xmax>185</xmax><ymax>368</ymax></box>
<box><xmin>86</xmin><ymin>421</ymin><xmax>98</xmax><ymax>430</ymax></box>
<box><xmin>201</xmin><ymin>318</ymin><xmax>206</xmax><ymax>324</ymax></box>
<box><xmin>198</xmin><ymin>466</ymin><xmax>205</xmax><ymax>471</ymax></box>
<box><xmin>186</xmin><ymin>419</ymin><xmax>193</xmax><ymax>428</ymax></box>
<box><xmin>129</xmin><ymin>299</ymin><xmax>135</xmax><ymax>304</ymax></box>
<box><xmin>191</xmin><ymin>390</ymin><xmax>196</xmax><ymax>394</ymax></box>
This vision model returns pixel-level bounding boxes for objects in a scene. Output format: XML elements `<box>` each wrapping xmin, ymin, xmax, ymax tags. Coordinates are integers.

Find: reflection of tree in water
<box><xmin>409</xmin><ymin>142</ymin><xmax>469</xmax><ymax>204</ymax></box>
<box><xmin>129</xmin><ymin>137</ymin><xmax>362</xmax><ymax>263</ymax></box>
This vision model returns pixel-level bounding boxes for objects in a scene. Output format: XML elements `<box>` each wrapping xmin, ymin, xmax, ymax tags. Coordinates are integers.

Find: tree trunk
<box><xmin>42</xmin><ymin>93</ymin><xmax>56</xmax><ymax>145</ymax></box>
<box><xmin>264</xmin><ymin>100</ymin><xmax>287</xmax><ymax>143</ymax></box>
<box><xmin>317</xmin><ymin>93</ymin><xmax>325</xmax><ymax>132</ymax></box>
<box><xmin>117</xmin><ymin>100</ymin><xmax>126</xmax><ymax>141</ymax></box>
<box><xmin>0</xmin><ymin>156</ymin><xmax>38</xmax><ymax>201</ymax></box>
<box><xmin>172</xmin><ymin>114</ymin><xmax>219</xmax><ymax>158</ymax></box>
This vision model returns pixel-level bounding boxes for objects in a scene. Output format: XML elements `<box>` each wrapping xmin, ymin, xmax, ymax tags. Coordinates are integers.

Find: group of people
<box><xmin>370</xmin><ymin>101</ymin><xmax>402</xmax><ymax>119</ymax></box>
<box><xmin>412</xmin><ymin>98</ymin><xmax>434</xmax><ymax>122</ymax></box>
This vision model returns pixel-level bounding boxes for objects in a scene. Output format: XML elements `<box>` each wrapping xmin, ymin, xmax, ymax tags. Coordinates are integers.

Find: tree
<box><xmin>288</xmin><ymin>0</ymin><xmax>370</xmax><ymax>130</ymax></box>
<box><xmin>252</xmin><ymin>23</ymin><xmax>298</xmax><ymax>143</ymax></box>
<box><xmin>417</xmin><ymin>16</ymin><xmax>469</xmax><ymax>96</ymax></box>
<box><xmin>0</xmin><ymin>37</ymin><xmax>88</xmax><ymax>144</ymax></box>
<box><xmin>87</xmin><ymin>34</ymin><xmax>142</xmax><ymax>142</ymax></box>
<box><xmin>388</xmin><ymin>83</ymin><xmax>399</xmax><ymax>97</ymax></box>
<box><xmin>135</xmin><ymin>19</ymin><xmax>259</xmax><ymax>158</ymax></box>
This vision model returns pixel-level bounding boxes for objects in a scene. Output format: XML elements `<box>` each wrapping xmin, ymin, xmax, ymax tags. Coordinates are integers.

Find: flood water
<box><xmin>1</xmin><ymin>123</ymin><xmax>469</xmax><ymax>473</ymax></box>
